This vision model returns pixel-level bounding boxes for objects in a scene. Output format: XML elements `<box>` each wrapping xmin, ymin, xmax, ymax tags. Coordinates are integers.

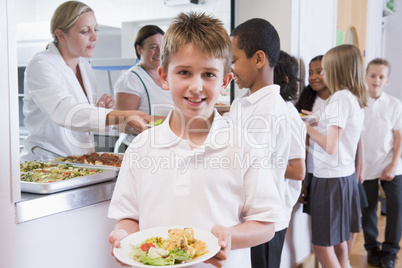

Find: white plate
<box><xmin>113</xmin><ymin>226</ymin><xmax>220</xmax><ymax>267</ymax></box>
<box><xmin>300</xmin><ymin>114</ymin><xmax>318</xmax><ymax>122</ymax></box>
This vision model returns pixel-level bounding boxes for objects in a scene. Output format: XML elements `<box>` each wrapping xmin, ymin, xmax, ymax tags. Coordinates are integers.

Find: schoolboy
<box><xmin>108</xmin><ymin>12</ymin><xmax>286</xmax><ymax>268</ymax></box>
<box><xmin>362</xmin><ymin>58</ymin><xmax>402</xmax><ymax>268</ymax></box>
<box><xmin>228</xmin><ymin>19</ymin><xmax>291</xmax><ymax>268</ymax></box>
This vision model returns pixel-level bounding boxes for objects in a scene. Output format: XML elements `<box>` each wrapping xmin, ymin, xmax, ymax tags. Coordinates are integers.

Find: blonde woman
<box><xmin>21</xmin><ymin>1</ymin><xmax>150</xmax><ymax>161</ymax></box>
<box><xmin>302</xmin><ymin>44</ymin><xmax>367</xmax><ymax>268</ymax></box>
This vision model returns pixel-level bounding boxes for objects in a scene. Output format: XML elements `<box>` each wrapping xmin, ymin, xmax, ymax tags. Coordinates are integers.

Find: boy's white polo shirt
<box><xmin>108</xmin><ymin>110</ymin><xmax>286</xmax><ymax>268</ymax></box>
<box><xmin>229</xmin><ymin>84</ymin><xmax>290</xmax><ymax>231</ymax></box>
<box><xmin>362</xmin><ymin>92</ymin><xmax>402</xmax><ymax>180</ymax></box>
<box><xmin>281</xmin><ymin>102</ymin><xmax>306</xmax><ymax>229</ymax></box>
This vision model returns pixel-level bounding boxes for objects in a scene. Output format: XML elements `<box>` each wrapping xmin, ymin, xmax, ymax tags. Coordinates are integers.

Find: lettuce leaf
<box><xmin>171</xmin><ymin>248</ymin><xmax>191</xmax><ymax>262</ymax></box>
<box><xmin>142</xmin><ymin>255</ymin><xmax>175</xmax><ymax>266</ymax></box>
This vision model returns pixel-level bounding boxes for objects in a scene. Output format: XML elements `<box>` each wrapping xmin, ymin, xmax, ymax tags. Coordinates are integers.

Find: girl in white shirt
<box><xmin>21</xmin><ymin>1</ymin><xmax>149</xmax><ymax>161</ymax></box>
<box><xmin>295</xmin><ymin>55</ymin><xmax>331</xmax><ymax>209</ymax></box>
<box><xmin>303</xmin><ymin>44</ymin><xmax>367</xmax><ymax>268</ymax></box>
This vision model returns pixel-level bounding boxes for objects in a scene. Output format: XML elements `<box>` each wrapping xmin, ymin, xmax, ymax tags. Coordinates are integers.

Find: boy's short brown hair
<box><xmin>366</xmin><ymin>58</ymin><xmax>391</xmax><ymax>75</ymax></box>
<box><xmin>160</xmin><ymin>12</ymin><xmax>233</xmax><ymax>74</ymax></box>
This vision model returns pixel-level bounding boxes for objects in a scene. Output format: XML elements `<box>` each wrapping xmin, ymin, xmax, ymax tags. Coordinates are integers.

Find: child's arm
<box><xmin>109</xmin><ymin>218</ymin><xmax>140</xmax><ymax>247</ymax></box>
<box><xmin>305</xmin><ymin>124</ymin><xmax>343</xmax><ymax>155</ymax></box>
<box><xmin>205</xmin><ymin>221</ymin><xmax>274</xmax><ymax>267</ymax></box>
<box><xmin>285</xmin><ymin>158</ymin><xmax>306</xmax><ymax>181</ymax></box>
<box><xmin>380</xmin><ymin>129</ymin><xmax>402</xmax><ymax>181</ymax></box>
<box><xmin>355</xmin><ymin>137</ymin><xmax>365</xmax><ymax>183</ymax></box>
<box><xmin>108</xmin><ymin>218</ymin><xmax>140</xmax><ymax>266</ymax></box>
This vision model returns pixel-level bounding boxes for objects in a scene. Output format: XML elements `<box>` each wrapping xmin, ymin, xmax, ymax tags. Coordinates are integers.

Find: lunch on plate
<box><xmin>129</xmin><ymin>227</ymin><xmax>208</xmax><ymax>266</ymax></box>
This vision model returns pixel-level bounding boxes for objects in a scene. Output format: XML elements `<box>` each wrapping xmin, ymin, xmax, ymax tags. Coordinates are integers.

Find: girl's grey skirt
<box><xmin>309</xmin><ymin>173</ymin><xmax>361</xmax><ymax>246</ymax></box>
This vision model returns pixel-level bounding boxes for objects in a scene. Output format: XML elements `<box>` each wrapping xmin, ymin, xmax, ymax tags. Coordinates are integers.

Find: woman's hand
<box><xmin>108</xmin><ymin>229</ymin><xmax>130</xmax><ymax>266</ymax></box>
<box><xmin>204</xmin><ymin>225</ymin><xmax>231</xmax><ymax>268</ymax></box>
<box><xmin>106</xmin><ymin>110</ymin><xmax>151</xmax><ymax>134</ymax></box>
<box><xmin>125</xmin><ymin>112</ymin><xmax>152</xmax><ymax>134</ymax></box>
<box><xmin>97</xmin><ymin>94</ymin><xmax>116</xmax><ymax>109</ymax></box>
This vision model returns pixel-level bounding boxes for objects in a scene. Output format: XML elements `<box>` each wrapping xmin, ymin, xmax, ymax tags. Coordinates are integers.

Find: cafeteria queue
<box><xmin>20</xmin><ymin>1</ymin><xmax>401</xmax><ymax>268</ymax></box>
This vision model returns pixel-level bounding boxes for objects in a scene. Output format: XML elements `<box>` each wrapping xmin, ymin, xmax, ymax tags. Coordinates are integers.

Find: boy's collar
<box><xmin>241</xmin><ymin>84</ymin><xmax>280</xmax><ymax>104</ymax></box>
<box><xmin>370</xmin><ymin>91</ymin><xmax>387</xmax><ymax>102</ymax></box>
<box><xmin>153</xmin><ymin>109</ymin><xmax>230</xmax><ymax>150</ymax></box>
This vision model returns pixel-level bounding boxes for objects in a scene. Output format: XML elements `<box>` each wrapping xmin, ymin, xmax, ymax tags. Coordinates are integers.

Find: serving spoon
<box><xmin>31</xmin><ymin>145</ymin><xmax>67</xmax><ymax>158</ymax></box>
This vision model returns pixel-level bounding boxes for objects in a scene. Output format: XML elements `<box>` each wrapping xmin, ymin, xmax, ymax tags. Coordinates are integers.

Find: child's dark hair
<box><xmin>274</xmin><ymin>50</ymin><xmax>299</xmax><ymax>101</ymax></box>
<box><xmin>295</xmin><ymin>55</ymin><xmax>323</xmax><ymax>112</ymax></box>
<box><xmin>230</xmin><ymin>18</ymin><xmax>280</xmax><ymax>67</ymax></box>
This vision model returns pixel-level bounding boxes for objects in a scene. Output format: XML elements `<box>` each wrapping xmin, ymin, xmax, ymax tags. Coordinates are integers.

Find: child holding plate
<box><xmin>108</xmin><ymin>12</ymin><xmax>286</xmax><ymax>268</ymax></box>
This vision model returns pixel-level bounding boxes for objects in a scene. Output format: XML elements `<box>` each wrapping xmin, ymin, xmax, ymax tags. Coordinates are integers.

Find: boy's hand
<box><xmin>298</xmin><ymin>182</ymin><xmax>308</xmax><ymax>204</ymax></box>
<box><xmin>380</xmin><ymin>164</ymin><xmax>396</xmax><ymax>181</ymax></box>
<box><xmin>204</xmin><ymin>225</ymin><xmax>231</xmax><ymax>268</ymax></box>
<box><xmin>108</xmin><ymin>229</ymin><xmax>130</xmax><ymax>266</ymax></box>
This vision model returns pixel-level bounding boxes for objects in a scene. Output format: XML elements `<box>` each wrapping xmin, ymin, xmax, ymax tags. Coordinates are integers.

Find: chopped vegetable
<box><xmin>149</xmin><ymin>119</ymin><xmax>163</xmax><ymax>126</ymax></box>
<box><xmin>129</xmin><ymin>227</ymin><xmax>208</xmax><ymax>266</ymax></box>
<box><xmin>20</xmin><ymin>161</ymin><xmax>102</xmax><ymax>183</ymax></box>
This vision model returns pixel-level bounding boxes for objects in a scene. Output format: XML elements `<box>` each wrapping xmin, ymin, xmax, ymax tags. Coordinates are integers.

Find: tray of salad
<box><xmin>20</xmin><ymin>161</ymin><xmax>118</xmax><ymax>194</ymax></box>
<box><xmin>113</xmin><ymin>226</ymin><xmax>220</xmax><ymax>267</ymax></box>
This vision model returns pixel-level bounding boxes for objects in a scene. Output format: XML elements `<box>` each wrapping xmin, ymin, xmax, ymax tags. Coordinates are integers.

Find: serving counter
<box><xmin>16</xmin><ymin>180</ymin><xmax>116</xmax><ymax>223</ymax></box>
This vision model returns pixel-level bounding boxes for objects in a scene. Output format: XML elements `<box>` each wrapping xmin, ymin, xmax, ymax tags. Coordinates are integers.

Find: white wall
<box><xmin>237</xmin><ymin>0</ymin><xmax>292</xmax><ymax>52</ymax></box>
<box><xmin>297</xmin><ymin>0</ymin><xmax>337</xmax><ymax>84</ymax></box>
<box><xmin>365</xmin><ymin>0</ymin><xmax>384</xmax><ymax>63</ymax></box>
<box><xmin>383</xmin><ymin>0</ymin><xmax>402</xmax><ymax>101</ymax></box>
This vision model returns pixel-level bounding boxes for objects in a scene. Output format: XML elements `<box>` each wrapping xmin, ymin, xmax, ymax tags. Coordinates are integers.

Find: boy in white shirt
<box><xmin>362</xmin><ymin>58</ymin><xmax>402</xmax><ymax>268</ymax></box>
<box><xmin>108</xmin><ymin>12</ymin><xmax>286</xmax><ymax>268</ymax></box>
<box><xmin>229</xmin><ymin>19</ymin><xmax>291</xmax><ymax>268</ymax></box>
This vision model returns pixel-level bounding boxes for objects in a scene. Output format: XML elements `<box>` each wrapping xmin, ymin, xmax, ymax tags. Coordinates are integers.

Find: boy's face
<box><xmin>230</xmin><ymin>36</ymin><xmax>258</xmax><ymax>90</ymax></box>
<box><xmin>158</xmin><ymin>44</ymin><xmax>232</xmax><ymax>121</ymax></box>
<box><xmin>366</xmin><ymin>64</ymin><xmax>390</xmax><ymax>98</ymax></box>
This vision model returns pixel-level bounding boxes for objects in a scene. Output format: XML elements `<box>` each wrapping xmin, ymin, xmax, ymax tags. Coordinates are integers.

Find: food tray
<box><xmin>49</xmin><ymin>161</ymin><xmax>121</xmax><ymax>171</ymax></box>
<box><xmin>20</xmin><ymin>166</ymin><xmax>118</xmax><ymax>194</ymax></box>
<box><xmin>47</xmin><ymin>152</ymin><xmax>123</xmax><ymax>171</ymax></box>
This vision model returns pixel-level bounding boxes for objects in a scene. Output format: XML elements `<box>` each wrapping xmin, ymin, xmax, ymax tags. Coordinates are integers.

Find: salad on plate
<box><xmin>113</xmin><ymin>226</ymin><xmax>220</xmax><ymax>267</ymax></box>
<box><xmin>129</xmin><ymin>227</ymin><xmax>208</xmax><ymax>266</ymax></box>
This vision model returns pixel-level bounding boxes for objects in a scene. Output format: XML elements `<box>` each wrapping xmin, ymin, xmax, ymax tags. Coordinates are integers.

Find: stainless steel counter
<box><xmin>16</xmin><ymin>180</ymin><xmax>116</xmax><ymax>223</ymax></box>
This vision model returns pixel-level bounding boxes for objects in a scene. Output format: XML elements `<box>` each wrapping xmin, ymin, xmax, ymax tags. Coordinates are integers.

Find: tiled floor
<box><xmin>350</xmin><ymin>214</ymin><xmax>402</xmax><ymax>268</ymax></box>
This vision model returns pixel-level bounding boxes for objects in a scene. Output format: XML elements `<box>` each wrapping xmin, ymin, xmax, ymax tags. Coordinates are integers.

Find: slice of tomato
<box><xmin>140</xmin><ymin>243</ymin><xmax>156</xmax><ymax>252</ymax></box>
